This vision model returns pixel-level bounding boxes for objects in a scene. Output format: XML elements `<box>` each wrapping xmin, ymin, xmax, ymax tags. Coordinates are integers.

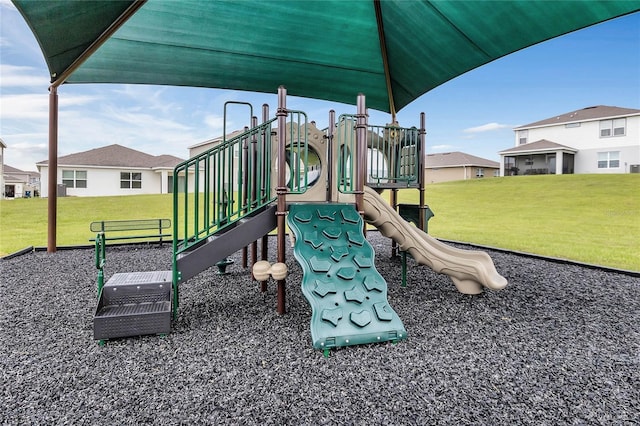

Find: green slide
<box><xmin>288</xmin><ymin>203</ymin><xmax>406</xmax><ymax>351</ymax></box>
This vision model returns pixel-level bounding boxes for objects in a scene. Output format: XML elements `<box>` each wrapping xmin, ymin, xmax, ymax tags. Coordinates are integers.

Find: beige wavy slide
<box><xmin>362</xmin><ymin>186</ymin><xmax>508</xmax><ymax>294</ymax></box>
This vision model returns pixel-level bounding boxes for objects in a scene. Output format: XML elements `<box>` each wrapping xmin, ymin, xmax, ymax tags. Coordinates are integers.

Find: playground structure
<box><xmin>93</xmin><ymin>87</ymin><xmax>507</xmax><ymax>350</ymax></box>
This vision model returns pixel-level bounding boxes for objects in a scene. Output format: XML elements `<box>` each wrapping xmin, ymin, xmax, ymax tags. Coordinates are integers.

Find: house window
<box><xmin>597</xmin><ymin>152</ymin><xmax>620</xmax><ymax>169</ymax></box>
<box><xmin>518</xmin><ymin>130</ymin><xmax>528</xmax><ymax>145</ymax></box>
<box><xmin>476</xmin><ymin>168</ymin><xmax>484</xmax><ymax>177</ymax></box>
<box><xmin>62</xmin><ymin>170</ymin><xmax>87</xmax><ymax>188</ymax></box>
<box><xmin>600</xmin><ymin>118</ymin><xmax>626</xmax><ymax>137</ymax></box>
<box><xmin>120</xmin><ymin>172</ymin><xmax>142</xmax><ymax>189</ymax></box>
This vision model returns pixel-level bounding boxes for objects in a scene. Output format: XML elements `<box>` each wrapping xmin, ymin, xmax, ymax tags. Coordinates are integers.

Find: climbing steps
<box><xmin>93</xmin><ymin>270</ymin><xmax>172</xmax><ymax>340</ymax></box>
<box><xmin>288</xmin><ymin>203</ymin><xmax>406</xmax><ymax>351</ymax></box>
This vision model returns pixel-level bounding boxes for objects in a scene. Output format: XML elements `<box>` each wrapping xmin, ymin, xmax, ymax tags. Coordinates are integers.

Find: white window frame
<box><xmin>597</xmin><ymin>151</ymin><xmax>620</xmax><ymax>169</ymax></box>
<box><xmin>62</xmin><ymin>170</ymin><xmax>87</xmax><ymax>188</ymax></box>
<box><xmin>518</xmin><ymin>130</ymin><xmax>528</xmax><ymax>145</ymax></box>
<box><xmin>476</xmin><ymin>168</ymin><xmax>484</xmax><ymax>177</ymax></box>
<box><xmin>120</xmin><ymin>171</ymin><xmax>142</xmax><ymax>189</ymax></box>
<box><xmin>600</xmin><ymin>118</ymin><xmax>626</xmax><ymax>138</ymax></box>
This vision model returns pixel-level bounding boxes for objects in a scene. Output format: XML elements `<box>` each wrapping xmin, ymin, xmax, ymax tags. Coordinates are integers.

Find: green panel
<box><xmin>381</xmin><ymin>0</ymin><xmax>640</xmax><ymax>109</ymax></box>
<box><xmin>13</xmin><ymin>0</ymin><xmax>639</xmax><ymax>112</ymax></box>
<box><xmin>288</xmin><ymin>203</ymin><xmax>406</xmax><ymax>350</ymax></box>
<box><xmin>12</xmin><ymin>0</ymin><xmax>135</xmax><ymax>81</ymax></box>
<box><xmin>68</xmin><ymin>0</ymin><xmax>390</xmax><ymax>110</ymax></box>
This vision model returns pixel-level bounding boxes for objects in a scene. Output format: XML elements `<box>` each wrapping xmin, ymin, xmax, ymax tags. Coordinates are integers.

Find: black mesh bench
<box><xmin>89</xmin><ymin>218</ymin><xmax>171</xmax><ymax>244</ymax></box>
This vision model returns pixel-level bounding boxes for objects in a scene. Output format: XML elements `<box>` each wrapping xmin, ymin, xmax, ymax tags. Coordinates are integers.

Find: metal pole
<box><xmin>374</xmin><ymin>0</ymin><xmax>396</xmax><ymax>122</ymax></box>
<box><xmin>43</xmin><ymin>1</ymin><xmax>145</xmax><ymax>253</ymax></box>
<box><xmin>242</xmin><ymin>125</ymin><xmax>249</xmax><ymax>268</ymax></box>
<box><xmin>391</xmin><ymin>189</ymin><xmax>397</xmax><ymax>257</ymax></box>
<box><xmin>47</xmin><ymin>87</ymin><xmax>58</xmax><ymax>252</ymax></box>
<box><xmin>355</xmin><ymin>94</ymin><xmax>367</xmax><ymax>220</ymax></box>
<box><xmin>261</xmin><ymin>104</ymin><xmax>269</xmax><ymax>274</ymax></box>
<box><xmin>276</xmin><ymin>86</ymin><xmax>288</xmax><ymax>314</ymax></box>
<box><xmin>326</xmin><ymin>110</ymin><xmax>335</xmax><ymax>202</ymax></box>
<box><xmin>250</xmin><ymin>116</ymin><xmax>258</xmax><ymax>274</ymax></box>
<box><xmin>419</xmin><ymin>112</ymin><xmax>426</xmax><ymax>231</ymax></box>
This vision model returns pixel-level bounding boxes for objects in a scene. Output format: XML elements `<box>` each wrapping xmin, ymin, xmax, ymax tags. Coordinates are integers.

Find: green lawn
<box><xmin>1</xmin><ymin>174</ymin><xmax>638</xmax><ymax>271</ymax></box>
<box><xmin>0</xmin><ymin>194</ymin><xmax>175</xmax><ymax>253</ymax></box>
<box><xmin>394</xmin><ymin>174</ymin><xmax>640</xmax><ymax>271</ymax></box>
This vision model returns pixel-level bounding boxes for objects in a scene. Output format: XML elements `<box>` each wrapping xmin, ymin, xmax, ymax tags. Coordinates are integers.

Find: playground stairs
<box><xmin>93</xmin><ymin>270</ymin><xmax>172</xmax><ymax>341</ymax></box>
<box><xmin>288</xmin><ymin>203</ymin><xmax>407</xmax><ymax>351</ymax></box>
<box><xmin>176</xmin><ymin>204</ymin><xmax>277</xmax><ymax>283</ymax></box>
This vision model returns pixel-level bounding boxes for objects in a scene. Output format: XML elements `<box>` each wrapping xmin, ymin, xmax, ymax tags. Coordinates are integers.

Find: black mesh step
<box><xmin>93</xmin><ymin>271</ymin><xmax>172</xmax><ymax>340</ymax></box>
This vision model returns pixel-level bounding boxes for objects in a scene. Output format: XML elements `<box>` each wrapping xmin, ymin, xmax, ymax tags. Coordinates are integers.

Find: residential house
<box><xmin>3</xmin><ymin>165</ymin><xmax>40</xmax><ymax>198</ymax></box>
<box><xmin>499</xmin><ymin>105</ymin><xmax>640</xmax><ymax>176</ymax></box>
<box><xmin>424</xmin><ymin>152</ymin><xmax>500</xmax><ymax>184</ymax></box>
<box><xmin>187</xmin><ymin>130</ymin><xmax>246</xmax><ymax>193</ymax></box>
<box><xmin>188</xmin><ymin>130</ymin><xmax>245</xmax><ymax>158</ymax></box>
<box><xmin>36</xmin><ymin>144</ymin><xmax>186</xmax><ymax>197</ymax></box>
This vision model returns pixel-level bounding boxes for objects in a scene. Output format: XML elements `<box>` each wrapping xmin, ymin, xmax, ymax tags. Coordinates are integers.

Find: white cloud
<box><xmin>463</xmin><ymin>122</ymin><xmax>512</xmax><ymax>133</ymax></box>
<box><xmin>104</xmin><ymin>107</ymin><xmax>190</xmax><ymax>131</ymax></box>
<box><xmin>430</xmin><ymin>144</ymin><xmax>457</xmax><ymax>151</ymax></box>
<box><xmin>59</xmin><ymin>95</ymin><xmax>100</xmax><ymax>107</ymax></box>
<box><xmin>0</xmin><ymin>64</ymin><xmax>49</xmax><ymax>87</ymax></box>
<box><xmin>0</xmin><ymin>93</ymin><xmax>49</xmax><ymax>119</ymax></box>
<box><xmin>0</xmin><ymin>93</ymin><xmax>100</xmax><ymax>121</ymax></box>
<box><xmin>1</xmin><ymin>138</ymin><xmax>48</xmax><ymax>170</ymax></box>
<box><xmin>204</xmin><ymin>114</ymin><xmax>225</xmax><ymax>133</ymax></box>
<box><xmin>110</xmin><ymin>85</ymin><xmax>183</xmax><ymax>115</ymax></box>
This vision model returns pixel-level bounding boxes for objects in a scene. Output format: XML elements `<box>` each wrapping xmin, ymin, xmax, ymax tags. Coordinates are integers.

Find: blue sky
<box><xmin>1</xmin><ymin>1</ymin><xmax>638</xmax><ymax>172</ymax></box>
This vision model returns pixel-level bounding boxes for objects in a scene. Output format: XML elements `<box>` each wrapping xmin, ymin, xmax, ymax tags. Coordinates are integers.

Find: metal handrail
<box><xmin>172</xmin><ymin>119</ymin><xmax>277</xmax><ymax>258</ymax></box>
<box><xmin>284</xmin><ymin>110</ymin><xmax>309</xmax><ymax>194</ymax></box>
<box><xmin>171</xmin><ymin>110</ymin><xmax>311</xmax><ymax>268</ymax></box>
<box><xmin>336</xmin><ymin>115</ymin><xmax>421</xmax><ymax>192</ymax></box>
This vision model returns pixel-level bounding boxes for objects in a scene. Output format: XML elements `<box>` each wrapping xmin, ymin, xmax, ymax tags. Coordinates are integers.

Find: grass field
<box><xmin>394</xmin><ymin>174</ymin><xmax>639</xmax><ymax>271</ymax></box>
<box><xmin>1</xmin><ymin>174</ymin><xmax>638</xmax><ymax>270</ymax></box>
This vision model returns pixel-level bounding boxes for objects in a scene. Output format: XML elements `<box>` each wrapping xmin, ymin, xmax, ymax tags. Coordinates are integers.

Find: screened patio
<box><xmin>499</xmin><ymin>140</ymin><xmax>578</xmax><ymax>176</ymax></box>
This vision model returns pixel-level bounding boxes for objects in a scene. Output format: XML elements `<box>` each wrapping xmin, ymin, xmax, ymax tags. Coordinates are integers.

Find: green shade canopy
<box><xmin>13</xmin><ymin>0</ymin><xmax>640</xmax><ymax>114</ymax></box>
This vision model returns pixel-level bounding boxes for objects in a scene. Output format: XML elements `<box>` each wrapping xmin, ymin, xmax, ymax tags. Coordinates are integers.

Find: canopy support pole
<box><xmin>45</xmin><ymin>0</ymin><xmax>147</xmax><ymax>252</ymax></box>
<box><xmin>419</xmin><ymin>112</ymin><xmax>426</xmax><ymax>230</ymax></box>
<box><xmin>47</xmin><ymin>87</ymin><xmax>58</xmax><ymax>252</ymax></box>
<box><xmin>374</xmin><ymin>0</ymin><xmax>396</xmax><ymax>122</ymax></box>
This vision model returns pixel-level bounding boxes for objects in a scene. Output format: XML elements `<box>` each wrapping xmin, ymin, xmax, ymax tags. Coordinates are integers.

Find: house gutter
<box><xmin>46</xmin><ymin>1</ymin><xmax>146</xmax><ymax>252</ymax></box>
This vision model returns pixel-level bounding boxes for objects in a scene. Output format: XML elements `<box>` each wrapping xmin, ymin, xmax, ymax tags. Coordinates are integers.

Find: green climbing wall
<box><xmin>288</xmin><ymin>203</ymin><xmax>407</xmax><ymax>350</ymax></box>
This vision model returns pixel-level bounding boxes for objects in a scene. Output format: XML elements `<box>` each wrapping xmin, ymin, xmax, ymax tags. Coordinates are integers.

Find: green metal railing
<box><xmin>368</xmin><ymin>124</ymin><xmax>420</xmax><ymax>185</ymax></box>
<box><xmin>95</xmin><ymin>232</ymin><xmax>106</xmax><ymax>298</ymax></box>
<box><xmin>336</xmin><ymin>115</ymin><xmax>358</xmax><ymax>194</ymax></box>
<box><xmin>171</xmin><ymin>109</ymin><xmax>311</xmax><ymax>285</ymax></box>
<box><xmin>172</xmin><ymin>120</ymin><xmax>276</xmax><ymax>257</ymax></box>
<box><xmin>336</xmin><ymin>115</ymin><xmax>421</xmax><ymax>192</ymax></box>
<box><xmin>284</xmin><ymin>110</ymin><xmax>309</xmax><ymax>194</ymax></box>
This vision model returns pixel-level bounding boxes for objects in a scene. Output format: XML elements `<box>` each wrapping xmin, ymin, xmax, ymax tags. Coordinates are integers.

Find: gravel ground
<box><xmin>1</xmin><ymin>233</ymin><xmax>638</xmax><ymax>425</ymax></box>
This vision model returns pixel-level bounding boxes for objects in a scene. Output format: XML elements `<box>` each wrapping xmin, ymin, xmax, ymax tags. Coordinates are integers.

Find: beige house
<box><xmin>424</xmin><ymin>151</ymin><xmax>499</xmax><ymax>184</ymax></box>
<box><xmin>3</xmin><ymin>165</ymin><xmax>40</xmax><ymax>198</ymax></box>
<box><xmin>37</xmin><ymin>144</ymin><xmax>185</xmax><ymax>197</ymax></box>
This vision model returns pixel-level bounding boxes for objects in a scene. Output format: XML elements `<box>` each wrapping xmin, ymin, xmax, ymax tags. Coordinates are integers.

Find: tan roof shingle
<box><xmin>425</xmin><ymin>152</ymin><xmax>499</xmax><ymax>168</ymax></box>
<box><xmin>515</xmin><ymin>105</ymin><xmax>640</xmax><ymax>130</ymax></box>
<box><xmin>36</xmin><ymin>144</ymin><xmax>184</xmax><ymax>168</ymax></box>
<box><xmin>499</xmin><ymin>139</ymin><xmax>578</xmax><ymax>154</ymax></box>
